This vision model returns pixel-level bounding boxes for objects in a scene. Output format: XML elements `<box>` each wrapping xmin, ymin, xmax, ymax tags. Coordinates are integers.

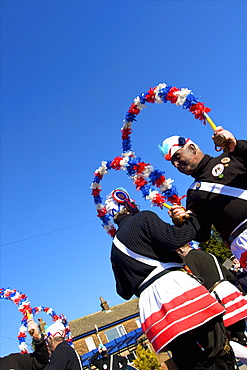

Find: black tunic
<box><xmin>186</xmin><ymin>140</ymin><xmax>247</xmax><ymax>243</ymax></box>
<box><xmin>111</xmin><ymin>210</ymin><xmax>200</xmax><ymax>299</ymax></box>
<box><xmin>44</xmin><ymin>341</ymin><xmax>82</xmax><ymax>370</ymax></box>
<box><xmin>183</xmin><ymin>249</ymin><xmax>236</xmax><ymax>290</ymax></box>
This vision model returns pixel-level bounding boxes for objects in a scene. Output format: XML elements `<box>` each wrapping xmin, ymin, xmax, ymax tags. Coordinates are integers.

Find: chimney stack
<box><xmin>99</xmin><ymin>297</ymin><xmax>110</xmax><ymax>311</ymax></box>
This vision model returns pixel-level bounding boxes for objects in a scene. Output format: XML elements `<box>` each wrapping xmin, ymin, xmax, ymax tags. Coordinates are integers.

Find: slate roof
<box><xmin>69</xmin><ymin>298</ymin><xmax>139</xmax><ymax>338</ymax></box>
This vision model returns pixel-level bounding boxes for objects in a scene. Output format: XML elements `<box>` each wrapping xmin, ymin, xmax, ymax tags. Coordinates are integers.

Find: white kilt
<box><xmin>139</xmin><ymin>270</ymin><xmax>225</xmax><ymax>353</ymax></box>
<box><xmin>211</xmin><ymin>280</ymin><xmax>247</xmax><ymax>327</ymax></box>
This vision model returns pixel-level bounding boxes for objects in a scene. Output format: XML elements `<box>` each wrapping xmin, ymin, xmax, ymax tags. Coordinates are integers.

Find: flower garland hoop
<box><xmin>91</xmin><ymin>83</ymin><xmax>211</xmax><ymax>237</ymax></box>
<box><xmin>0</xmin><ymin>288</ymin><xmax>73</xmax><ymax>353</ymax></box>
<box><xmin>121</xmin><ymin>82</ymin><xmax>211</xmax><ymax>153</ymax></box>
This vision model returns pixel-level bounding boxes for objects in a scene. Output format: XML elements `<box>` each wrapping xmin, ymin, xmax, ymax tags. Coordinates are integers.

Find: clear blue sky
<box><xmin>1</xmin><ymin>0</ymin><xmax>247</xmax><ymax>357</ymax></box>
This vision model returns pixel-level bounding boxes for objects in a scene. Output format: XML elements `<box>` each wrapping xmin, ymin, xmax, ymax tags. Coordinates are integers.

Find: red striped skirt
<box><xmin>139</xmin><ymin>270</ymin><xmax>225</xmax><ymax>353</ymax></box>
<box><xmin>211</xmin><ymin>280</ymin><xmax>247</xmax><ymax>327</ymax></box>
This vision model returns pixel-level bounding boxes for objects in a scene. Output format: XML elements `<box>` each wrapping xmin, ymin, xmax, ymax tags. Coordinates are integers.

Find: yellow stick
<box><xmin>203</xmin><ymin>112</ymin><xmax>217</xmax><ymax>131</ymax></box>
<box><xmin>27</xmin><ymin>311</ymin><xmax>32</xmax><ymax>320</ymax></box>
<box><xmin>163</xmin><ymin>203</ymin><xmax>171</xmax><ymax>209</ymax></box>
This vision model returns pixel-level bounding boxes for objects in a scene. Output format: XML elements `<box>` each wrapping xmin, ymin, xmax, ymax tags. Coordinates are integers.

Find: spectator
<box><xmin>45</xmin><ymin>321</ymin><xmax>82</xmax><ymax>370</ymax></box>
<box><xmin>0</xmin><ymin>318</ymin><xmax>49</xmax><ymax>370</ymax></box>
<box><xmin>90</xmin><ymin>345</ymin><xmax>127</xmax><ymax>370</ymax></box>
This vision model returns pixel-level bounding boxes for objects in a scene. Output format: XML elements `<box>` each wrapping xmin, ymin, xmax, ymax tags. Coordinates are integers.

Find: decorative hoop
<box><xmin>0</xmin><ymin>288</ymin><xmax>73</xmax><ymax>353</ymax></box>
<box><xmin>91</xmin><ymin>83</ymin><xmax>211</xmax><ymax>237</ymax></box>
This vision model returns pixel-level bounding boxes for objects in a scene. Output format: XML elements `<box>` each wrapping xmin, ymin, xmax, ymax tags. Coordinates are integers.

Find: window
<box><xmin>85</xmin><ymin>336</ymin><xmax>97</xmax><ymax>351</ymax></box>
<box><xmin>135</xmin><ymin>317</ymin><xmax>141</xmax><ymax>328</ymax></box>
<box><xmin>105</xmin><ymin>325</ymin><xmax>126</xmax><ymax>342</ymax></box>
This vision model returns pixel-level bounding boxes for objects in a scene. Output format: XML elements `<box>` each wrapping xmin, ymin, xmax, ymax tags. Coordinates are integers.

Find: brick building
<box><xmin>69</xmin><ymin>297</ymin><xmax>177</xmax><ymax>370</ymax></box>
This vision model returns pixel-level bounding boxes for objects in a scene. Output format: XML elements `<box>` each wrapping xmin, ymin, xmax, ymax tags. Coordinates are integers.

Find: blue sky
<box><xmin>1</xmin><ymin>0</ymin><xmax>247</xmax><ymax>357</ymax></box>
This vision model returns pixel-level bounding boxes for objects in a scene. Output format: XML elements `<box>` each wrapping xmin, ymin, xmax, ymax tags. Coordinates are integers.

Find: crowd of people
<box><xmin>1</xmin><ymin>125</ymin><xmax>246</xmax><ymax>369</ymax></box>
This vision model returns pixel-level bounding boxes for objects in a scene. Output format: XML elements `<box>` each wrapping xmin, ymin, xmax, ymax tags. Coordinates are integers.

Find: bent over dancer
<box><xmin>105</xmin><ymin>187</ymin><xmax>238</xmax><ymax>370</ymax></box>
<box><xmin>177</xmin><ymin>244</ymin><xmax>247</xmax><ymax>364</ymax></box>
<box><xmin>159</xmin><ymin>127</ymin><xmax>247</xmax><ymax>268</ymax></box>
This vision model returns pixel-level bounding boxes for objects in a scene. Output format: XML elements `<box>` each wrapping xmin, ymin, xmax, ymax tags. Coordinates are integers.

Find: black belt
<box><xmin>228</xmin><ymin>220</ymin><xmax>247</xmax><ymax>245</ymax></box>
<box><xmin>138</xmin><ymin>267</ymin><xmax>184</xmax><ymax>295</ymax></box>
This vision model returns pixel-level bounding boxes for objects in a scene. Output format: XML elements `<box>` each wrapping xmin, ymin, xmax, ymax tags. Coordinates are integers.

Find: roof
<box><xmin>81</xmin><ymin>328</ymin><xmax>144</xmax><ymax>366</ymax></box>
<box><xmin>69</xmin><ymin>298</ymin><xmax>139</xmax><ymax>338</ymax></box>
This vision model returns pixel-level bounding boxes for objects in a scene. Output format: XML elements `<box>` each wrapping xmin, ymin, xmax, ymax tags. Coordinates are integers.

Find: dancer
<box><xmin>177</xmin><ymin>244</ymin><xmax>247</xmax><ymax>364</ymax></box>
<box><xmin>159</xmin><ymin>126</ymin><xmax>247</xmax><ymax>268</ymax></box>
<box><xmin>106</xmin><ymin>187</ymin><xmax>237</xmax><ymax>370</ymax></box>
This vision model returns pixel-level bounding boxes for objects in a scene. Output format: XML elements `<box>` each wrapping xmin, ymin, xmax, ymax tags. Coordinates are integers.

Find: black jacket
<box><xmin>45</xmin><ymin>341</ymin><xmax>82</xmax><ymax>370</ymax></box>
<box><xmin>186</xmin><ymin>140</ymin><xmax>247</xmax><ymax>243</ymax></box>
<box><xmin>0</xmin><ymin>337</ymin><xmax>49</xmax><ymax>370</ymax></box>
<box><xmin>90</xmin><ymin>351</ymin><xmax>127</xmax><ymax>370</ymax></box>
<box><xmin>183</xmin><ymin>249</ymin><xmax>236</xmax><ymax>290</ymax></box>
<box><xmin>111</xmin><ymin>210</ymin><xmax>200</xmax><ymax>299</ymax></box>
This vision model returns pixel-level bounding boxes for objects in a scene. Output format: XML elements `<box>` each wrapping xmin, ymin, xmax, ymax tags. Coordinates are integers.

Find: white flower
<box><xmin>134</xmin><ymin>96</ymin><xmax>146</xmax><ymax>110</ymax></box>
<box><xmin>19</xmin><ymin>342</ymin><xmax>28</xmax><ymax>351</ymax></box>
<box><xmin>142</xmin><ymin>165</ymin><xmax>154</xmax><ymax>178</ymax></box>
<box><xmin>122</xmin><ymin>121</ymin><xmax>132</xmax><ymax>129</ymax></box>
<box><xmin>154</xmin><ymin>83</ymin><xmax>167</xmax><ymax>104</ymax></box>
<box><xmin>19</xmin><ymin>324</ymin><xmax>27</xmax><ymax>333</ymax></box>
<box><xmin>174</xmin><ymin>88</ymin><xmax>192</xmax><ymax>106</ymax></box>
<box><xmin>91</xmin><ymin>182</ymin><xmax>101</xmax><ymax>190</ymax></box>
<box><xmin>159</xmin><ymin>178</ymin><xmax>174</xmax><ymax>192</ymax></box>
<box><xmin>95</xmin><ymin>161</ymin><xmax>108</xmax><ymax>176</ymax></box>
<box><xmin>120</xmin><ymin>156</ymin><xmax>130</xmax><ymax>168</ymax></box>
<box><xmin>96</xmin><ymin>203</ymin><xmax>104</xmax><ymax>210</ymax></box>
<box><xmin>146</xmin><ymin>190</ymin><xmax>159</xmax><ymax>199</ymax></box>
<box><xmin>104</xmin><ymin>223</ymin><xmax>115</xmax><ymax>232</ymax></box>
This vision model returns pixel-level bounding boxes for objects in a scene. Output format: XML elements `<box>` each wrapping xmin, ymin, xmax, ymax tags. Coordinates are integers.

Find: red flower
<box><xmin>145</xmin><ymin>88</ymin><xmax>156</xmax><ymax>103</ymax></box>
<box><xmin>21</xmin><ymin>350</ymin><xmax>28</xmax><ymax>354</ymax></box>
<box><xmin>152</xmin><ymin>193</ymin><xmax>166</xmax><ymax>208</ymax></box>
<box><xmin>134</xmin><ymin>177</ymin><xmax>147</xmax><ymax>190</ymax></box>
<box><xmin>13</xmin><ymin>297</ymin><xmax>22</xmax><ymax>305</ymax></box>
<box><xmin>92</xmin><ymin>188</ymin><xmax>101</xmax><ymax>197</ymax></box>
<box><xmin>111</xmin><ymin>156</ymin><xmax>123</xmax><ymax>170</ymax></box>
<box><xmin>128</xmin><ymin>103</ymin><xmax>140</xmax><ymax>115</ymax></box>
<box><xmin>133</xmin><ymin>162</ymin><xmax>150</xmax><ymax>174</ymax></box>
<box><xmin>121</xmin><ymin>128</ymin><xmax>132</xmax><ymax>140</ymax></box>
<box><xmin>240</xmin><ymin>251</ymin><xmax>247</xmax><ymax>269</ymax></box>
<box><xmin>94</xmin><ymin>172</ymin><xmax>103</xmax><ymax>180</ymax></box>
<box><xmin>18</xmin><ymin>332</ymin><xmax>26</xmax><ymax>338</ymax></box>
<box><xmin>189</xmin><ymin>102</ymin><xmax>211</xmax><ymax>122</ymax></box>
<box><xmin>108</xmin><ymin>227</ymin><xmax>116</xmax><ymax>237</ymax></box>
<box><xmin>155</xmin><ymin>175</ymin><xmax>166</xmax><ymax>187</ymax></box>
<box><xmin>97</xmin><ymin>207</ymin><xmax>108</xmax><ymax>218</ymax></box>
<box><xmin>166</xmin><ymin>87</ymin><xmax>180</xmax><ymax>104</ymax></box>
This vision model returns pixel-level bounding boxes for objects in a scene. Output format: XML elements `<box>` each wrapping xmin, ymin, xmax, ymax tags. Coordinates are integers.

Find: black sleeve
<box><xmin>186</xmin><ymin>192</ymin><xmax>212</xmax><ymax>243</ymax></box>
<box><xmin>144</xmin><ymin>211</ymin><xmax>201</xmax><ymax>251</ymax></box>
<box><xmin>111</xmin><ymin>259</ymin><xmax>133</xmax><ymax>300</ymax></box>
<box><xmin>221</xmin><ymin>265</ymin><xmax>237</xmax><ymax>285</ymax></box>
<box><xmin>90</xmin><ymin>351</ymin><xmax>101</xmax><ymax>368</ymax></box>
<box><xmin>234</xmin><ymin>140</ymin><xmax>247</xmax><ymax>167</ymax></box>
<box><xmin>30</xmin><ymin>337</ymin><xmax>49</xmax><ymax>370</ymax></box>
<box><xmin>116</xmin><ymin>355</ymin><xmax>127</xmax><ymax>369</ymax></box>
<box><xmin>45</xmin><ymin>345</ymin><xmax>67</xmax><ymax>370</ymax></box>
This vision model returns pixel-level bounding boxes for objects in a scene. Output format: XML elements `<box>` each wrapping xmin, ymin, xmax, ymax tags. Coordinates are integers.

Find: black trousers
<box><xmin>166</xmin><ymin>316</ymin><xmax>238</xmax><ymax>370</ymax></box>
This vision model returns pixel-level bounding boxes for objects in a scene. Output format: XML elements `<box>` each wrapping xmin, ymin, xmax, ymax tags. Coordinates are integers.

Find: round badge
<box><xmin>195</xmin><ymin>181</ymin><xmax>201</xmax><ymax>190</ymax></box>
<box><xmin>211</xmin><ymin>163</ymin><xmax>224</xmax><ymax>177</ymax></box>
<box><xmin>221</xmin><ymin>157</ymin><xmax>230</xmax><ymax>164</ymax></box>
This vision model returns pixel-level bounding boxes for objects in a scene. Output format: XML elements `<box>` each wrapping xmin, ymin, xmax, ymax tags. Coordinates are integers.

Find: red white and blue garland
<box><xmin>0</xmin><ymin>288</ymin><xmax>73</xmax><ymax>353</ymax></box>
<box><xmin>91</xmin><ymin>83</ymin><xmax>211</xmax><ymax>237</ymax></box>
